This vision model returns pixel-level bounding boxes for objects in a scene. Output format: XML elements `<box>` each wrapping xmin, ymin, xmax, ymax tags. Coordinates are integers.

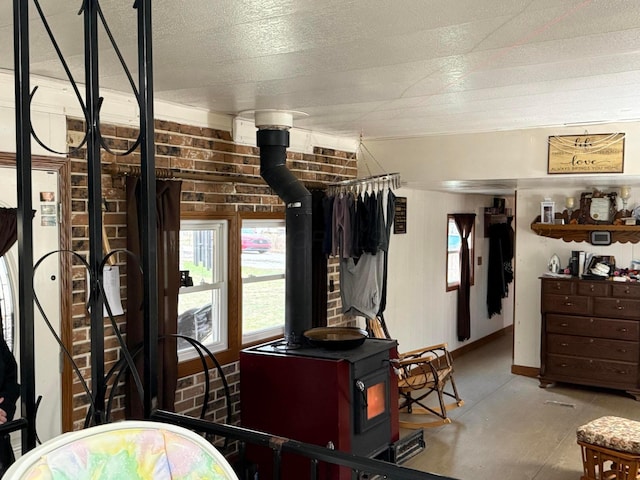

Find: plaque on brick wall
<box><xmin>394</xmin><ymin>197</ymin><xmax>407</xmax><ymax>234</ymax></box>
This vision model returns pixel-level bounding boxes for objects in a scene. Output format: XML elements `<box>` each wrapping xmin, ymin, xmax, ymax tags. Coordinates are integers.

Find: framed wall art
<box><xmin>576</xmin><ymin>191</ymin><xmax>617</xmax><ymax>224</ymax></box>
<box><xmin>547</xmin><ymin>133</ymin><xmax>625</xmax><ymax>174</ymax></box>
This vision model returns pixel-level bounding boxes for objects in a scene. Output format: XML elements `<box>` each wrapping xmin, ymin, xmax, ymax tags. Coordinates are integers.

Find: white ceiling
<box><xmin>3</xmin><ymin>0</ymin><xmax>640</xmax><ymax>143</ymax></box>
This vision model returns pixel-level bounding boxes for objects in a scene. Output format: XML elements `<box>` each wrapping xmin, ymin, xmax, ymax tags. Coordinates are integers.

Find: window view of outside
<box><xmin>446</xmin><ymin>215</ymin><xmax>474</xmax><ymax>290</ymax></box>
<box><xmin>447</xmin><ymin>217</ymin><xmax>462</xmax><ymax>289</ymax></box>
<box><xmin>178</xmin><ymin>220</ymin><xmax>228</xmax><ymax>359</ymax></box>
<box><xmin>242</xmin><ymin>219</ymin><xmax>285</xmax><ymax>344</ymax></box>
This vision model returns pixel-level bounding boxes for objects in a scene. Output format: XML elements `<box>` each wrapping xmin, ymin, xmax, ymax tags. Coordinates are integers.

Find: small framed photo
<box><xmin>541</xmin><ymin>199</ymin><xmax>555</xmax><ymax>224</ymax></box>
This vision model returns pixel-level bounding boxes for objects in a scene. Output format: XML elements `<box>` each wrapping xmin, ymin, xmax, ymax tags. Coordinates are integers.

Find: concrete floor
<box><xmin>399</xmin><ymin>331</ymin><xmax>640</xmax><ymax>480</ymax></box>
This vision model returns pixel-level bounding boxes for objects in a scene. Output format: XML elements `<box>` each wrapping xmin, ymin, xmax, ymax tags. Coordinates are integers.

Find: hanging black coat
<box><xmin>0</xmin><ymin>336</ymin><xmax>19</xmax><ymax>476</ymax></box>
<box><xmin>487</xmin><ymin>222</ymin><xmax>514</xmax><ymax>318</ymax></box>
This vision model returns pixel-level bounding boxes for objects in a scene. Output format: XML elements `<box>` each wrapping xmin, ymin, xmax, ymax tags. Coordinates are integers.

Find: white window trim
<box><xmin>178</xmin><ymin>219</ymin><xmax>228</xmax><ymax>362</ymax></box>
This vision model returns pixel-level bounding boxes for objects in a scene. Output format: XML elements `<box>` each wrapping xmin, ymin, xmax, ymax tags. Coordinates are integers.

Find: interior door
<box><xmin>0</xmin><ymin>167</ymin><xmax>62</xmax><ymax>444</ymax></box>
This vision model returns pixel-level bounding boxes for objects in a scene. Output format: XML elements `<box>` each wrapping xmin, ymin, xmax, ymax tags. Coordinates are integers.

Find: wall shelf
<box><xmin>530</xmin><ymin>221</ymin><xmax>640</xmax><ymax>244</ymax></box>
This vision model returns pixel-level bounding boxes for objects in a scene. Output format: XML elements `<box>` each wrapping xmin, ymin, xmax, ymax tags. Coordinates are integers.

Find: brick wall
<box><xmin>66</xmin><ymin>117</ymin><xmax>356</xmax><ymax>431</ymax></box>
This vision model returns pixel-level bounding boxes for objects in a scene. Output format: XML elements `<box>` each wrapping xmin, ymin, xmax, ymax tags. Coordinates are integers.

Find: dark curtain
<box><xmin>311</xmin><ymin>189</ymin><xmax>328</xmax><ymax>328</ymax></box>
<box><xmin>454</xmin><ymin>213</ymin><xmax>475</xmax><ymax>341</ymax></box>
<box><xmin>0</xmin><ymin>209</ymin><xmax>18</xmax><ymax>257</ymax></box>
<box><xmin>125</xmin><ymin>176</ymin><xmax>182</xmax><ymax>419</ymax></box>
<box><xmin>487</xmin><ymin>222</ymin><xmax>515</xmax><ymax>318</ymax></box>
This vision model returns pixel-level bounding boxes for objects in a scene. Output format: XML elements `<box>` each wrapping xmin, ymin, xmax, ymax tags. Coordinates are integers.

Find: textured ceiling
<box><xmin>2</xmin><ymin>0</ymin><xmax>640</xmax><ymax>143</ymax></box>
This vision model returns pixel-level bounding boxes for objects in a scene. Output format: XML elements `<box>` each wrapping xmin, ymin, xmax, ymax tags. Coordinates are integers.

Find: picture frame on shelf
<box><xmin>577</xmin><ymin>191</ymin><xmax>617</xmax><ymax>224</ymax></box>
<box><xmin>540</xmin><ymin>199</ymin><xmax>555</xmax><ymax>224</ymax></box>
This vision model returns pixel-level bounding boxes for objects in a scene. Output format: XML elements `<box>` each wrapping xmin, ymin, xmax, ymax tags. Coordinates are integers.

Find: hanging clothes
<box><xmin>487</xmin><ymin>221</ymin><xmax>515</xmax><ymax>318</ymax></box>
<box><xmin>377</xmin><ymin>190</ymin><xmax>396</xmax><ymax>317</ymax></box>
<box><xmin>321</xmin><ymin>194</ymin><xmax>334</xmax><ymax>256</ymax></box>
<box><xmin>340</xmin><ymin>253</ymin><xmax>384</xmax><ymax>319</ymax></box>
<box><xmin>331</xmin><ymin>193</ymin><xmax>354</xmax><ymax>258</ymax></box>
<box><xmin>324</xmin><ymin>174</ymin><xmax>401</xmax><ymax>319</ymax></box>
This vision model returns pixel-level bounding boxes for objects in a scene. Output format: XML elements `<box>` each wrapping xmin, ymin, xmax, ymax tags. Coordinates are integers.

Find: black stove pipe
<box><xmin>257</xmin><ymin>128</ymin><xmax>312</xmax><ymax>346</ymax></box>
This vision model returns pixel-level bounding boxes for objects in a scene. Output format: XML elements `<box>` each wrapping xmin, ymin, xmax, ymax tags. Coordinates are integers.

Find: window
<box><xmin>178</xmin><ymin>219</ymin><xmax>228</xmax><ymax>361</ymax></box>
<box><xmin>446</xmin><ymin>215</ymin><xmax>474</xmax><ymax>291</ymax></box>
<box><xmin>241</xmin><ymin>218</ymin><xmax>286</xmax><ymax>344</ymax></box>
<box><xmin>176</xmin><ymin>213</ymin><xmax>285</xmax><ymax>371</ymax></box>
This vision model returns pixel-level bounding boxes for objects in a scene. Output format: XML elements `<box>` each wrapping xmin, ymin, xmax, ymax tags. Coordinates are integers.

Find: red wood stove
<box><xmin>240</xmin><ymin>338</ymin><xmax>399</xmax><ymax>479</ymax></box>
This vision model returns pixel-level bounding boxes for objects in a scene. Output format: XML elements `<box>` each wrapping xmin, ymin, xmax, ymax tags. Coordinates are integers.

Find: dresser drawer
<box><xmin>546</xmin><ymin>314</ymin><xmax>639</xmax><ymax>341</ymax></box>
<box><xmin>546</xmin><ymin>333</ymin><xmax>639</xmax><ymax>362</ymax></box>
<box><xmin>542</xmin><ymin>280</ymin><xmax>574</xmax><ymax>295</ymax></box>
<box><xmin>546</xmin><ymin>354</ymin><xmax>638</xmax><ymax>386</ymax></box>
<box><xmin>542</xmin><ymin>294</ymin><xmax>590</xmax><ymax>315</ymax></box>
<box><xmin>593</xmin><ymin>298</ymin><xmax>640</xmax><ymax>320</ymax></box>
<box><xmin>612</xmin><ymin>283</ymin><xmax>640</xmax><ymax>299</ymax></box>
<box><xmin>577</xmin><ymin>282</ymin><xmax>610</xmax><ymax>297</ymax></box>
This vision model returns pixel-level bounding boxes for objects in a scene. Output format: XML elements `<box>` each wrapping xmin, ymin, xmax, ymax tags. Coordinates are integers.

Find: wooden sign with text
<box><xmin>394</xmin><ymin>197</ymin><xmax>407</xmax><ymax>234</ymax></box>
<box><xmin>548</xmin><ymin>133</ymin><xmax>624</xmax><ymax>174</ymax></box>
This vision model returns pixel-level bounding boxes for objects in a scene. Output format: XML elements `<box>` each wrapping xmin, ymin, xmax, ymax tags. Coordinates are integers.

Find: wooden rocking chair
<box><xmin>368</xmin><ymin>316</ymin><xmax>464</xmax><ymax>429</ymax></box>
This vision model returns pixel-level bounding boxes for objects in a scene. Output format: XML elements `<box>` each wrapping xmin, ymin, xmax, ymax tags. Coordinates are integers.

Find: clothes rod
<box><xmin>329</xmin><ymin>172</ymin><xmax>401</xmax><ymax>193</ymax></box>
<box><xmin>330</xmin><ymin>172</ymin><xmax>400</xmax><ymax>187</ymax></box>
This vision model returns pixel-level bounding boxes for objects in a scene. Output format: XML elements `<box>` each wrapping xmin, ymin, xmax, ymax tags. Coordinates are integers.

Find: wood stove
<box><xmin>240</xmin><ymin>338</ymin><xmax>400</xmax><ymax>479</ymax></box>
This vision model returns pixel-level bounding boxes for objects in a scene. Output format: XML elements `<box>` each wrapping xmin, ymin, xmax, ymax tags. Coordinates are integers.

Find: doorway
<box><xmin>0</xmin><ymin>166</ymin><xmax>62</xmax><ymax>446</ymax></box>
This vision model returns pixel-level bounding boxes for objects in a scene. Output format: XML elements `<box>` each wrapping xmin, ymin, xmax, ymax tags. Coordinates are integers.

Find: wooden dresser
<box><xmin>540</xmin><ymin>277</ymin><xmax>640</xmax><ymax>400</ymax></box>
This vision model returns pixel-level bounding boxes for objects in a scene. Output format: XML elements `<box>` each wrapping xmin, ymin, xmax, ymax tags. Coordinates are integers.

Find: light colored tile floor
<box><xmin>399</xmin><ymin>331</ymin><xmax>640</xmax><ymax>480</ymax></box>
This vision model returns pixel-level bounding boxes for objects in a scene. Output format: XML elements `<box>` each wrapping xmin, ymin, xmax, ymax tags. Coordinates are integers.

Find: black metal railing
<box><xmin>152</xmin><ymin>410</ymin><xmax>456</xmax><ymax>480</ymax></box>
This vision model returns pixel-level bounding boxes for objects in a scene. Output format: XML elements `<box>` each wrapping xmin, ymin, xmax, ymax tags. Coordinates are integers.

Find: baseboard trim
<box><xmin>451</xmin><ymin>324</ymin><xmax>513</xmax><ymax>360</ymax></box>
<box><xmin>511</xmin><ymin>365</ymin><xmax>540</xmax><ymax>378</ymax></box>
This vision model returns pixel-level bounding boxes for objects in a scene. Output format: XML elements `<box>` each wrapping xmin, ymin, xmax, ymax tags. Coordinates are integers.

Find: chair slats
<box><xmin>367</xmin><ymin>316</ymin><xmax>464</xmax><ymax>429</ymax></box>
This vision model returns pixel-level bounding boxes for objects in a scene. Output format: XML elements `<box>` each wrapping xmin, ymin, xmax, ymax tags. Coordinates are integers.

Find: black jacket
<box><xmin>0</xmin><ymin>338</ymin><xmax>19</xmax><ymax>422</ymax></box>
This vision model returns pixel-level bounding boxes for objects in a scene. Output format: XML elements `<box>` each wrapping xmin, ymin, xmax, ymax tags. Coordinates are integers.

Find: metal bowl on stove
<box><xmin>303</xmin><ymin>326</ymin><xmax>368</xmax><ymax>350</ymax></box>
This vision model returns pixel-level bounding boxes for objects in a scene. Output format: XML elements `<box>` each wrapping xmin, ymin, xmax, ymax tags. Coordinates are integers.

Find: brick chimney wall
<box><xmin>66</xmin><ymin>117</ymin><xmax>356</xmax><ymax>431</ymax></box>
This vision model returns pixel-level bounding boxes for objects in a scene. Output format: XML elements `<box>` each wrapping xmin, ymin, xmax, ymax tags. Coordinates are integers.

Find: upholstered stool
<box><xmin>577</xmin><ymin>416</ymin><xmax>640</xmax><ymax>480</ymax></box>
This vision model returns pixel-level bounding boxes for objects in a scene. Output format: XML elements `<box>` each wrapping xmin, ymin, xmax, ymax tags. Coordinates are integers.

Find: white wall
<box><xmin>381</xmin><ymin>188</ymin><xmax>513</xmax><ymax>353</ymax></box>
<box><xmin>364</xmin><ymin>124</ymin><xmax>640</xmax><ymax>189</ymax></box>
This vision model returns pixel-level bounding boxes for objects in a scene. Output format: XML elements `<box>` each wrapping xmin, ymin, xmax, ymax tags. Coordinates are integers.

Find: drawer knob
<box><xmin>560</xmin><ymin>343</ymin><xmax>569</xmax><ymax>347</ymax></box>
<box><xmin>619</xmin><ymin>328</ymin><xmax>628</xmax><ymax>332</ymax></box>
<box><xmin>564</xmin><ymin>302</ymin><xmax>573</xmax><ymax>306</ymax></box>
<box><xmin>616</xmin><ymin>370</ymin><xmax>627</xmax><ymax>375</ymax></box>
<box><xmin>590</xmin><ymin>285</ymin><xmax>595</xmax><ymax>291</ymax></box>
<box><xmin>619</xmin><ymin>349</ymin><xmax>627</xmax><ymax>353</ymax></box>
<box><xmin>589</xmin><ymin>339</ymin><xmax>594</xmax><ymax>343</ymax></box>
<box><xmin>560</xmin><ymin>363</ymin><xmax>568</xmax><ymax>368</ymax></box>
<box><xmin>617</xmin><ymin>306</ymin><xmax>624</xmax><ymax>310</ymax></box>
<box><xmin>560</xmin><ymin>323</ymin><xmax>568</xmax><ymax>327</ymax></box>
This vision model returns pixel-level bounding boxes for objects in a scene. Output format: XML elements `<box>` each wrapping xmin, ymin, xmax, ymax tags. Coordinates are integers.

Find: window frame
<box><xmin>238</xmin><ymin>212</ymin><xmax>286</xmax><ymax>350</ymax></box>
<box><xmin>177</xmin><ymin>211</ymin><xmax>287</xmax><ymax>375</ymax></box>
<box><xmin>177</xmin><ymin>218</ymin><xmax>229</xmax><ymax>361</ymax></box>
<box><xmin>178</xmin><ymin>212</ymin><xmax>238</xmax><ymax>376</ymax></box>
<box><xmin>446</xmin><ymin>214</ymin><xmax>475</xmax><ymax>292</ymax></box>
<box><xmin>240</xmin><ymin>216</ymin><xmax>286</xmax><ymax>346</ymax></box>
